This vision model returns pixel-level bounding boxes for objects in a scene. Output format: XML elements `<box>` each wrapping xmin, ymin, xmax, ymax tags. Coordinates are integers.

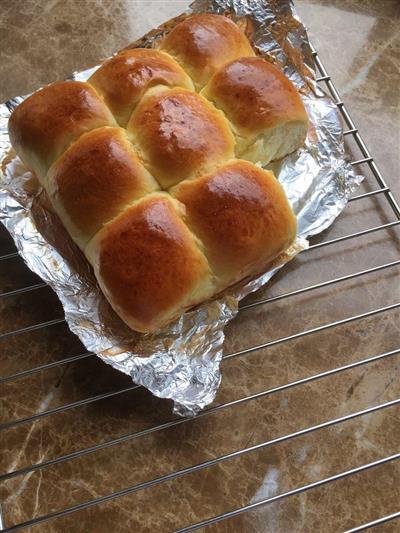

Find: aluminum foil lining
<box><xmin>0</xmin><ymin>0</ymin><xmax>363</xmax><ymax>416</ymax></box>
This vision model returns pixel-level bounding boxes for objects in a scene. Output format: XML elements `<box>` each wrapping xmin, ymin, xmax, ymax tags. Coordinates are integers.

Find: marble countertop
<box><xmin>0</xmin><ymin>1</ymin><xmax>399</xmax><ymax>531</ymax></box>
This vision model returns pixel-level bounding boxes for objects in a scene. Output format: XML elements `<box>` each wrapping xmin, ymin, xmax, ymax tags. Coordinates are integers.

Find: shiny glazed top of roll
<box><xmin>202</xmin><ymin>56</ymin><xmax>308</xmax><ymax>138</ymax></box>
<box><xmin>86</xmin><ymin>193</ymin><xmax>214</xmax><ymax>332</ymax></box>
<box><xmin>47</xmin><ymin>127</ymin><xmax>159</xmax><ymax>249</ymax></box>
<box><xmin>89</xmin><ymin>49</ymin><xmax>194</xmax><ymax>127</ymax></box>
<box><xmin>171</xmin><ymin>159</ymin><xmax>297</xmax><ymax>286</ymax></box>
<box><xmin>8</xmin><ymin>81</ymin><xmax>116</xmax><ymax>182</ymax></box>
<box><xmin>127</xmin><ymin>87</ymin><xmax>235</xmax><ymax>188</ymax></box>
<box><xmin>160</xmin><ymin>13</ymin><xmax>255</xmax><ymax>88</ymax></box>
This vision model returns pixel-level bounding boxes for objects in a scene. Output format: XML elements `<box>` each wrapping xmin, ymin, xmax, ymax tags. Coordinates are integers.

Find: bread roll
<box><xmin>89</xmin><ymin>49</ymin><xmax>194</xmax><ymax>127</ymax></box>
<box><xmin>85</xmin><ymin>193</ymin><xmax>214</xmax><ymax>333</ymax></box>
<box><xmin>202</xmin><ymin>57</ymin><xmax>308</xmax><ymax>165</ymax></box>
<box><xmin>160</xmin><ymin>14</ymin><xmax>255</xmax><ymax>89</ymax></box>
<box><xmin>8</xmin><ymin>14</ymin><xmax>303</xmax><ymax>333</ymax></box>
<box><xmin>47</xmin><ymin>127</ymin><xmax>159</xmax><ymax>249</ymax></box>
<box><xmin>127</xmin><ymin>86</ymin><xmax>235</xmax><ymax>188</ymax></box>
<box><xmin>8</xmin><ymin>81</ymin><xmax>116</xmax><ymax>182</ymax></box>
<box><xmin>171</xmin><ymin>159</ymin><xmax>297</xmax><ymax>287</ymax></box>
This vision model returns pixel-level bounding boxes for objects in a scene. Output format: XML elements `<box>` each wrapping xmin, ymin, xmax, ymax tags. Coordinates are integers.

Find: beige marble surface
<box><xmin>0</xmin><ymin>0</ymin><xmax>399</xmax><ymax>532</ymax></box>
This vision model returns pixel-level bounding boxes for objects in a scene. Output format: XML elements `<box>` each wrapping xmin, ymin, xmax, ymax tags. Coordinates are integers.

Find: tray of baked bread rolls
<box><xmin>0</xmin><ymin>0</ymin><xmax>365</xmax><ymax>416</ymax></box>
<box><xmin>1</xmin><ymin>0</ymin><xmax>400</xmax><ymax>531</ymax></box>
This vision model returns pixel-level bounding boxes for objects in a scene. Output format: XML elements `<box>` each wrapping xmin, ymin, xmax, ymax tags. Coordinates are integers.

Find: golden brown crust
<box><xmin>88</xmin><ymin>49</ymin><xmax>194</xmax><ymax>127</ymax></box>
<box><xmin>127</xmin><ymin>87</ymin><xmax>235</xmax><ymax>189</ymax></box>
<box><xmin>160</xmin><ymin>14</ymin><xmax>255</xmax><ymax>88</ymax></box>
<box><xmin>86</xmin><ymin>193</ymin><xmax>214</xmax><ymax>332</ymax></box>
<box><xmin>171</xmin><ymin>160</ymin><xmax>297</xmax><ymax>286</ymax></box>
<box><xmin>8</xmin><ymin>15</ymin><xmax>301</xmax><ymax>333</ymax></box>
<box><xmin>8</xmin><ymin>81</ymin><xmax>116</xmax><ymax>181</ymax></box>
<box><xmin>202</xmin><ymin>56</ymin><xmax>308</xmax><ymax>137</ymax></box>
<box><xmin>47</xmin><ymin>127</ymin><xmax>159</xmax><ymax>248</ymax></box>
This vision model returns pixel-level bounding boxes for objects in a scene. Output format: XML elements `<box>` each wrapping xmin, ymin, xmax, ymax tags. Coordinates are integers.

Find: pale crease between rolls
<box><xmin>8</xmin><ymin>13</ymin><xmax>307</xmax><ymax>333</ymax></box>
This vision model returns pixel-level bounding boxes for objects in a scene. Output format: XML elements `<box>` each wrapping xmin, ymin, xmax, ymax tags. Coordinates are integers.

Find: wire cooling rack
<box><xmin>0</xmin><ymin>44</ymin><xmax>399</xmax><ymax>532</ymax></box>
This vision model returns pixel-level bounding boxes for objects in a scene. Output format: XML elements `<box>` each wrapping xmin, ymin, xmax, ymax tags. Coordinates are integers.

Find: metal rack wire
<box><xmin>1</xmin><ymin>43</ymin><xmax>399</xmax><ymax>532</ymax></box>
